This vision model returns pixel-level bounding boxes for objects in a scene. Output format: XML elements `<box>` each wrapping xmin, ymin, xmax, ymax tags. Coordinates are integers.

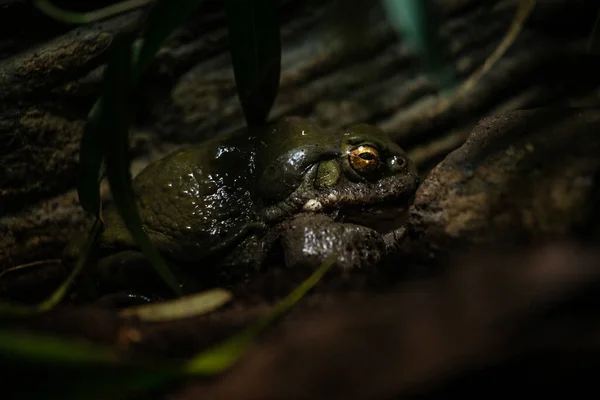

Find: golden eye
<box><xmin>348</xmin><ymin>145</ymin><xmax>380</xmax><ymax>173</ymax></box>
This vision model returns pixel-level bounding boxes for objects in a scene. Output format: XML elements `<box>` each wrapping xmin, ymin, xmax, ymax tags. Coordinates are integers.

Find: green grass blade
<box><xmin>381</xmin><ymin>0</ymin><xmax>456</xmax><ymax>91</ymax></box>
<box><xmin>100</xmin><ymin>32</ymin><xmax>183</xmax><ymax>296</ymax></box>
<box><xmin>34</xmin><ymin>0</ymin><xmax>153</xmax><ymax>25</ymax></box>
<box><xmin>452</xmin><ymin>0</ymin><xmax>535</xmax><ymax>100</ymax></box>
<box><xmin>34</xmin><ymin>0</ymin><xmax>88</xmax><ymax>24</ymax></box>
<box><xmin>77</xmin><ymin>1</ymin><xmax>206</xmax><ymax>294</ymax></box>
<box><xmin>77</xmin><ymin>43</ymin><xmax>140</xmax><ymax>217</ymax></box>
<box><xmin>0</xmin><ymin>258</ymin><xmax>335</xmax><ymax>398</ymax></box>
<box><xmin>185</xmin><ymin>255</ymin><xmax>336</xmax><ymax>375</ymax></box>
<box><xmin>33</xmin><ymin>0</ymin><xmax>153</xmax><ymax>25</ymax></box>
<box><xmin>225</xmin><ymin>0</ymin><xmax>281</xmax><ymax>127</ymax></box>
<box><xmin>0</xmin><ymin>219</ymin><xmax>102</xmax><ymax>316</ymax></box>
<box><xmin>119</xmin><ymin>288</ymin><xmax>232</xmax><ymax>321</ymax></box>
<box><xmin>134</xmin><ymin>0</ymin><xmax>206</xmax><ymax>81</ymax></box>
<box><xmin>0</xmin><ymin>329</ymin><xmax>121</xmax><ymax>364</ymax></box>
<box><xmin>77</xmin><ymin>1</ymin><xmax>205</xmax><ymax>216</ymax></box>
<box><xmin>37</xmin><ymin>219</ymin><xmax>102</xmax><ymax>312</ymax></box>
<box><xmin>587</xmin><ymin>6</ymin><xmax>600</xmax><ymax>52</ymax></box>
<box><xmin>0</xmin><ymin>328</ymin><xmax>179</xmax><ymax>400</ymax></box>
<box><xmin>77</xmin><ymin>108</ymin><xmax>105</xmax><ymax>217</ymax></box>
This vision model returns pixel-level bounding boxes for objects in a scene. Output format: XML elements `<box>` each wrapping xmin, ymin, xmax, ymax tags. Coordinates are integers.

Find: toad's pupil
<box><xmin>360</xmin><ymin>153</ymin><xmax>376</xmax><ymax>160</ymax></box>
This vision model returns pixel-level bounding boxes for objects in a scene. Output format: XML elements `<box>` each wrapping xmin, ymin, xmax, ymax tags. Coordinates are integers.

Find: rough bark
<box><xmin>398</xmin><ymin>108</ymin><xmax>600</xmax><ymax>264</ymax></box>
<box><xmin>1</xmin><ymin>0</ymin><xmax>600</xmax><ymax>269</ymax></box>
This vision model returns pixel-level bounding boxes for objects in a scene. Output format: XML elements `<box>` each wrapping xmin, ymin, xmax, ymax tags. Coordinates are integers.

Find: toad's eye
<box><xmin>348</xmin><ymin>145</ymin><xmax>380</xmax><ymax>174</ymax></box>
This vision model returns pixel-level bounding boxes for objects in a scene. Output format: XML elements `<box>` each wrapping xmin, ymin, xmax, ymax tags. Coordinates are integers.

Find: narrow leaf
<box><xmin>37</xmin><ymin>219</ymin><xmax>102</xmax><ymax>312</ymax></box>
<box><xmin>77</xmin><ymin>0</ymin><xmax>205</xmax><ymax>217</ymax></box>
<box><xmin>586</xmin><ymin>5</ymin><xmax>600</xmax><ymax>52</ymax></box>
<box><xmin>77</xmin><ymin>105</ymin><xmax>105</xmax><ymax>217</ymax></box>
<box><xmin>0</xmin><ymin>329</ymin><xmax>120</xmax><ymax>364</ymax></box>
<box><xmin>119</xmin><ymin>288</ymin><xmax>232</xmax><ymax>321</ymax></box>
<box><xmin>134</xmin><ymin>0</ymin><xmax>206</xmax><ymax>81</ymax></box>
<box><xmin>77</xmin><ymin>42</ymin><xmax>140</xmax><ymax>217</ymax></box>
<box><xmin>185</xmin><ymin>255</ymin><xmax>336</xmax><ymax>375</ymax></box>
<box><xmin>453</xmin><ymin>0</ymin><xmax>536</xmax><ymax>99</ymax></box>
<box><xmin>225</xmin><ymin>0</ymin><xmax>281</xmax><ymax>127</ymax></box>
<box><xmin>0</xmin><ymin>328</ymin><xmax>178</xmax><ymax>400</ymax></box>
<box><xmin>99</xmin><ymin>33</ymin><xmax>183</xmax><ymax>296</ymax></box>
<box><xmin>33</xmin><ymin>0</ymin><xmax>153</xmax><ymax>25</ymax></box>
<box><xmin>0</xmin><ymin>220</ymin><xmax>102</xmax><ymax>316</ymax></box>
<box><xmin>34</xmin><ymin>0</ymin><xmax>87</xmax><ymax>24</ymax></box>
<box><xmin>381</xmin><ymin>0</ymin><xmax>456</xmax><ymax>91</ymax></box>
<box><xmin>0</xmin><ymin>257</ymin><xmax>335</xmax><ymax>398</ymax></box>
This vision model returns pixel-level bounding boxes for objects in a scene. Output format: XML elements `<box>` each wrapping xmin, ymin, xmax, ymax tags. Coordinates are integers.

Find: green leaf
<box><xmin>225</xmin><ymin>0</ymin><xmax>281</xmax><ymax>127</ymax></box>
<box><xmin>587</xmin><ymin>6</ymin><xmax>600</xmax><ymax>52</ymax></box>
<box><xmin>381</xmin><ymin>0</ymin><xmax>456</xmax><ymax>91</ymax></box>
<box><xmin>99</xmin><ymin>32</ymin><xmax>183</xmax><ymax>296</ymax></box>
<box><xmin>34</xmin><ymin>0</ymin><xmax>88</xmax><ymax>24</ymax></box>
<box><xmin>77</xmin><ymin>43</ymin><xmax>139</xmax><ymax>217</ymax></box>
<box><xmin>33</xmin><ymin>0</ymin><xmax>153</xmax><ymax>25</ymax></box>
<box><xmin>185</xmin><ymin>255</ymin><xmax>336</xmax><ymax>375</ymax></box>
<box><xmin>37</xmin><ymin>219</ymin><xmax>102</xmax><ymax>312</ymax></box>
<box><xmin>134</xmin><ymin>0</ymin><xmax>206</xmax><ymax>81</ymax></box>
<box><xmin>77</xmin><ymin>1</ymin><xmax>207</xmax><ymax>294</ymax></box>
<box><xmin>77</xmin><ymin>0</ymin><xmax>205</xmax><ymax>217</ymax></box>
<box><xmin>119</xmin><ymin>288</ymin><xmax>232</xmax><ymax>322</ymax></box>
<box><xmin>0</xmin><ymin>329</ymin><xmax>121</xmax><ymax>364</ymax></box>
<box><xmin>451</xmin><ymin>0</ymin><xmax>536</xmax><ymax>100</ymax></box>
<box><xmin>0</xmin><ymin>257</ymin><xmax>335</xmax><ymax>398</ymax></box>
<box><xmin>0</xmin><ymin>329</ymin><xmax>178</xmax><ymax>400</ymax></box>
<box><xmin>0</xmin><ymin>219</ymin><xmax>102</xmax><ymax>316</ymax></box>
<box><xmin>77</xmin><ymin>105</ymin><xmax>105</xmax><ymax>218</ymax></box>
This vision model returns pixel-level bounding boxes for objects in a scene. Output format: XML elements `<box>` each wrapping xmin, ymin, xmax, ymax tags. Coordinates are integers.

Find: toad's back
<box><xmin>99</xmin><ymin>131</ymin><xmax>258</xmax><ymax>262</ymax></box>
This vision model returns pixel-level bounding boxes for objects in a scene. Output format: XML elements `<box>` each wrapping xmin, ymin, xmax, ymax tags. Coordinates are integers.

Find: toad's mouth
<box><xmin>333</xmin><ymin>201</ymin><xmax>411</xmax><ymax>234</ymax></box>
<box><xmin>298</xmin><ymin>186</ymin><xmax>416</xmax><ymax>233</ymax></box>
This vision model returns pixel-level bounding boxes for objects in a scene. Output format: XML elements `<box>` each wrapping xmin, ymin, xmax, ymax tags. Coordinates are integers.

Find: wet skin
<box><xmin>64</xmin><ymin>117</ymin><xmax>420</xmax><ymax>296</ymax></box>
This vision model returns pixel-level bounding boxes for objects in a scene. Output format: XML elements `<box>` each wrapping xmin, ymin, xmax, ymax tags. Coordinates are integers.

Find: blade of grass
<box><xmin>431</xmin><ymin>0</ymin><xmax>536</xmax><ymax>116</ymax></box>
<box><xmin>78</xmin><ymin>1</ymin><xmax>206</xmax><ymax>293</ymax></box>
<box><xmin>454</xmin><ymin>0</ymin><xmax>536</xmax><ymax>98</ymax></box>
<box><xmin>381</xmin><ymin>0</ymin><xmax>456</xmax><ymax>91</ymax></box>
<box><xmin>185</xmin><ymin>255</ymin><xmax>336</xmax><ymax>374</ymax></box>
<box><xmin>0</xmin><ymin>257</ymin><xmax>335</xmax><ymax>398</ymax></box>
<box><xmin>77</xmin><ymin>108</ymin><xmax>105</xmax><ymax>218</ymax></box>
<box><xmin>100</xmin><ymin>32</ymin><xmax>183</xmax><ymax>296</ymax></box>
<box><xmin>119</xmin><ymin>288</ymin><xmax>232</xmax><ymax>321</ymax></box>
<box><xmin>0</xmin><ymin>328</ymin><xmax>179</xmax><ymax>400</ymax></box>
<box><xmin>0</xmin><ymin>219</ymin><xmax>102</xmax><ymax>316</ymax></box>
<box><xmin>386</xmin><ymin>0</ymin><xmax>537</xmax><ymax>144</ymax></box>
<box><xmin>0</xmin><ymin>328</ymin><xmax>120</xmax><ymax>364</ymax></box>
<box><xmin>587</xmin><ymin>6</ymin><xmax>600</xmax><ymax>52</ymax></box>
<box><xmin>37</xmin><ymin>219</ymin><xmax>102</xmax><ymax>312</ymax></box>
<box><xmin>77</xmin><ymin>42</ymin><xmax>140</xmax><ymax>217</ymax></box>
<box><xmin>39</xmin><ymin>235</ymin><xmax>97</xmax><ymax>312</ymax></box>
<box><xmin>0</xmin><ymin>259</ymin><xmax>63</xmax><ymax>280</ymax></box>
<box><xmin>225</xmin><ymin>0</ymin><xmax>281</xmax><ymax>127</ymax></box>
<box><xmin>134</xmin><ymin>0</ymin><xmax>206</xmax><ymax>81</ymax></box>
<box><xmin>33</xmin><ymin>0</ymin><xmax>153</xmax><ymax>24</ymax></box>
<box><xmin>78</xmin><ymin>0</ymin><xmax>205</xmax><ymax>216</ymax></box>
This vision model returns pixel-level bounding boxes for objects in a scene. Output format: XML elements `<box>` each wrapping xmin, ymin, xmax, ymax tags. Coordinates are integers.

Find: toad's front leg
<box><xmin>278</xmin><ymin>213</ymin><xmax>388</xmax><ymax>271</ymax></box>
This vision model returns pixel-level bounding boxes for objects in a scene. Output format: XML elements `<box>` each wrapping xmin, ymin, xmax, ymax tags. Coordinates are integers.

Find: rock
<box><xmin>400</xmin><ymin>108</ymin><xmax>600</xmax><ymax>262</ymax></box>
